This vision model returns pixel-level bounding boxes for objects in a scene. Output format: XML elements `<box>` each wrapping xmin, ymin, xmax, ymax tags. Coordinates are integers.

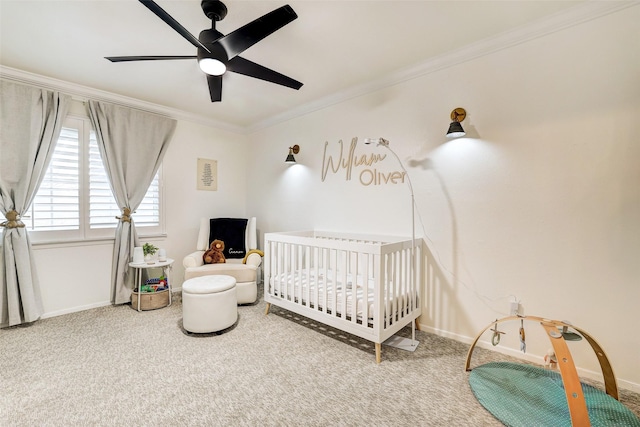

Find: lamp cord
<box><xmin>411</xmin><ymin>179</ymin><xmax>514</xmax><ymax>315</ymax></box>
<box><xmin>377</xmin><ymin>139</ymin><xmax>513</xmax><ymax>316</ymax></box>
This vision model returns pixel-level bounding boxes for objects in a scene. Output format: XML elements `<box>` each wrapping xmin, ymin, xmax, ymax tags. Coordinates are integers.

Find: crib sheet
<box><xmin>269</xmin><ymin>269</ymin><xmax>413</xmax><ymax>320</ymax></box>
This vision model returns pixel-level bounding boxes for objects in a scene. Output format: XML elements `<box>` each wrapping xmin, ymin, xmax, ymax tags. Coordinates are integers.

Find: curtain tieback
<box><xmin>116</xmin><ymin>208</ymin><xmax>132</xmax><ymax>223</ymax></box>
<box><xmin>1</xmin><ymin>210</ymin><xmax>25</xmax><ymax>229</ymax></box>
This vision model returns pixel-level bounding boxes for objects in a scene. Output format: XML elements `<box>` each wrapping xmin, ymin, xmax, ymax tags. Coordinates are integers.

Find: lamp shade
<box><xmin>446</xmin><ymin>121</ymin><xmax>466</xmax><ymax>138</ymax></box>
<box><xmin>285</xmin><ymin>144</ymin><xmax>300</xmax><ymax>163</ymax></box>
<box><xmin>447</xmin><ymin>107</ymin><xmax>467</xmax><ymax>138</ymax></box>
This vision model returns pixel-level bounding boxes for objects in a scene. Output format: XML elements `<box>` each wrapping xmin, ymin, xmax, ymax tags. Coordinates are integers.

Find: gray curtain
<box><xmin>0</xmin><ymin>80</ymin><xmax>71</xmax><ymax>327</ymax></box>
<box><xmin>87</xmin><ymin>100</ymin><xmax>176</xmax><ymax>305</ymax></box>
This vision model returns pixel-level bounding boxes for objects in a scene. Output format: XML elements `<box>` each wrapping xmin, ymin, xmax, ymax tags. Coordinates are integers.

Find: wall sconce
<box><xmin>285</xmin><ymin>145</ymin><xmax>300</xmax><ymax>163</ymax></box>
<box><xmin>446</xmin><ymin>107</ymin><xmax>466</xmax><ymax>138</ymax></box>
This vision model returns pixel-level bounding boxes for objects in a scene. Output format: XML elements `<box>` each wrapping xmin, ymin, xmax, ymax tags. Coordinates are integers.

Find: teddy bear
<box><xmin>203</xmin><ymin>239</ymin><xmax>226</xmax><ymax>264</ymax></box>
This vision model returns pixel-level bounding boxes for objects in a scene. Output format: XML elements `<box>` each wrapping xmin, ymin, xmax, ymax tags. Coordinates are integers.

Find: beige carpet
<box><xmin>2</xmin><ymin>291</ymin><xmax>639</xmax><ymax>426</ymax></box>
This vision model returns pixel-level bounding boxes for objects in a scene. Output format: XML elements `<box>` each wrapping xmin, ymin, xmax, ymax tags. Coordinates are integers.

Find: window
<box><xmin>24</xmin><ymin>116</ymin><xmax>163</xmax><ymax>242</ymax></box>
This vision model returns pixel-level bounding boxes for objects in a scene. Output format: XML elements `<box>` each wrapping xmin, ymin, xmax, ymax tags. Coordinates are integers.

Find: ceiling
<box><xmin>0</xmin><ymin>1</ymin><xmax>585</xmax><ymax>131</ymax></box>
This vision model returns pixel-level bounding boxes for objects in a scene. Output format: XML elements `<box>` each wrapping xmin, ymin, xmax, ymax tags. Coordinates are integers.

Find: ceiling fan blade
<box><xmin>138</xmin><ymin>0</ymin><xmax>211</xmax><ymax>53</ymax></box>
<box><xmin>217</xmin><ymin>5</ymin><xmax>297</xmax><ymax>60</ymax></box>
<box><xmin>227</xmin><ymin>56</ymin><xmax>303</xmax><ymax>90</ymax></box>
<box><xmin>105</xmin><ymin>56</ymin><xmax>196</xmax><ymax>62</ymax></box>
<box><xmin>207</xmin><ymin>75</ymin><xmax>223</xmax><ymax>102</ymax></box>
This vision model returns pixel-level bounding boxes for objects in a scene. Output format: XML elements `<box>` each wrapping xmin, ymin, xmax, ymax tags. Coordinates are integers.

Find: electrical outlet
<box><xmin>510</xmin><ymin>301</ymin><xmax>519</xmax><ymax>316</ymax></box>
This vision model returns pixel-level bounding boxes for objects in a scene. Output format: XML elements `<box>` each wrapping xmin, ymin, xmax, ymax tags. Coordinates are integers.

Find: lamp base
<box><xmin>383</xmin><ymin>335</ymin><xmax>419</xmax><ymax>352</ymax></box>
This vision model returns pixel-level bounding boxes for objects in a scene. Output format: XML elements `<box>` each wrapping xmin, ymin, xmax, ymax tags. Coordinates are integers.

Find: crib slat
<box><xmin>291</xmin><ymin>243</ymin><xmax>296</xmax><ymax>302</ymax></box>
<box><xmin>340</xmin><ymin>250</ymin><xmax>348</xmax><ymax>320</ymax></box>
<box><xmin>276</xmin><ymin>241</ymin><xmax>281</xmax><ymax>299</ymax></box>
<box><xmin>415</xmin><ymin>244</ymin><xmax>420</xmax><ymax>310</ymax></box>
<box><xmin>276</xmin><ymin>241</ymin><xmax>280</xmax><ymax>298</ymax></box>
<box><xmin>287</xmin><ymin>243</ymin><xmax>292</xmax><ymax>302</ymax></box>
<box><xmin>271</xmin><ymin>241</ymin><xmax>275</xmax><ymax>297</ymax></box>
<box><xmin>282</xmin><ymin>242</ymin><xmax>288</xmax><ymax>301</ymax></box>
<box><xmin>286</xmin><ymin>242</ymin><xmax>291</xmax><ymax>301</ymax></box>
<box><xmin>384</xmin><ymin>252</ymin><xmax>396</xmax><ymax>328</ymax></box>
<box><xmin>397</xmin><ymin>248</ymin><xmax>404</xmax><ymax>320</ymax></box>
<box><xmin>281</xmin><ymin>242</ymin><xmax>286</xmax><ymax>300</ymax></box>
<box><xmin>395</xmin><ymin>250</ymin><xmax>400</xmax><ymax>324</ymax></box>
<box><xmin>298</xmin><ymin>243</ymin><xmax>304</xmax><ymax>306</ymax></box>
<box><xmin>404</xmin><ymin>247</ymin><xmax>410</xmax><ymax>317</ymax></box>
<box><xmin>390</xmin><ymin>252</ymin><xmax>396</xmax><ymax>325</ymax></box>
<box><xmin>322</xmin><ymin>247</ymin><xmax>328</xmax><ymax>315</ymax></box>
<box><xmin>391</xmin><ymin>250</ymin><xmax>404</xmax><ymax>324</ymax></box>
<box><xmin>313</xmin><ymin>246</ymin><xmax>319</xmax><ymax>310</ymax></box>
<box><xmin>349</xmin><ymin>251</ymin><xmax>357</xmax><ymax>324</ymax></box>
<box><xmin>405</xmin><ymin>246</ymin><xmax>410</xmax><ymax>316</ymax></box>
<box><xmin>331</xmin><ymin>249</ymin><xmax>337</xmax><ymax>317</ymax></box>
<box><xmin>362</xmin><ymin>253</ymin><xmax>370</xmax><ymax>325</ymax></box>
<box><xmin>374</xmin><ymin>252</ymin><xmax>384</xmax><ymax>337</ymax></box>
<box><xmin>303</xmin><ymin>246</ymin><xmax>311</xmax><ymax>307</ymax></box>
<box><xmin>415</xmin><ymin>243</ymin><xmax>421</xmax><ymax>311</ymax></box>
<box><xmin>401</xmin><ymin>248</ymin><xmax>406</xmax><ymax>318</ymax></box>
<box><xmin>405</xmin><ymin>247</ymin><xmax>410</xmax><ymax>316</ymax></box>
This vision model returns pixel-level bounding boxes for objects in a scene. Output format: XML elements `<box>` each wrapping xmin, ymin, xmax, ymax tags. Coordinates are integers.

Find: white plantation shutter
<box><xmin>25</xmin><ymin>125</ymin><xmax>80</xmax><ymax>233</ymax></box>
<box><xmin>135</xmin><ymin>175</ymin><xmax>160</xmax><ymax>227</ymax></box>
<box><xmin>88</xmin><ymin>131</ymin><xmax>160</xmax><ymax>229</ymax></box>
<box><xmin>26</xmin><ymin>116</ymin><xmax>163</xmax><ymax>241</ymax></box>
<box><xmin>88</xmin><ymin>130</ymin><xmax>119</xmax><ymax>229</ymax></box>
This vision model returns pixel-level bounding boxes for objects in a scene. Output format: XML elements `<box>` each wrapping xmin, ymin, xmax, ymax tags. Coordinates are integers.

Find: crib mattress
<box><xmin>268</xmin><ymin>269</ymin><xmax>415</xmax><ymax>320</ymax></box>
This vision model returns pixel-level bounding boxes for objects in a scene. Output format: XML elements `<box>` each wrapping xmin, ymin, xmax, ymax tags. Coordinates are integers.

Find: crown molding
<box><xmin>2</xmin><ymin>1</ymin><xmax>635</xmax><ymax>135</ymax></box>
<box><xmin>0</xmin><ymin>65</ymin><xmax>245</xmax><ymax>134</ymax></box>
<box><xmin>246</xmin><ymin>0</ymin><xmax>637</xmax><ymax>133</ymax></box>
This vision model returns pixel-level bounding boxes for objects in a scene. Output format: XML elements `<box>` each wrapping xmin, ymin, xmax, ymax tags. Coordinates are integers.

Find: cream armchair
<box><xmin>183</xmin><ymin>217</ymin><xmax>261</xmax><ymax>304</ymax></box>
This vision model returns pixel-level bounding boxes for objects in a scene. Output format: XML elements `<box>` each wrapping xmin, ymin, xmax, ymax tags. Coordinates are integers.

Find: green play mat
<box><xmin>469</xmin><ymin>362</ymin><xmax>640</xmax><ymax>426</ymax></box>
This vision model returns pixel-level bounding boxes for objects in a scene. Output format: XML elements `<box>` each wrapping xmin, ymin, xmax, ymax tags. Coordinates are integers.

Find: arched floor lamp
<box><xmin>364</xmin><ymin>137</ymin><xmax>419</xmax><ymax>351</ymax></box>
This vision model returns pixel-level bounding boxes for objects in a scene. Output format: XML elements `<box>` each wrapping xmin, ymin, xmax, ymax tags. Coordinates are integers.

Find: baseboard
<box><xmin>40</xmin><ymin>289</ymin><xmax>185</xmax><ymax>319</ymax></box>
<box><xmin>419</xmin><ymin>323</ymin><xmax>640</xmax><ymax>394</ymax></box>
<box><xmin>41</xmin><ymin>301</ymin><xmax>112</xmax><ymax>319</ymax></box>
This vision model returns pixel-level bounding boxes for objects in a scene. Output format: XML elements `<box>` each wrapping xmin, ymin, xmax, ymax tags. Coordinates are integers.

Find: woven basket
<box><xmin>131</xmin><ymin>289</ymin><xmax>169</xmax><ymax>311</ymax></box>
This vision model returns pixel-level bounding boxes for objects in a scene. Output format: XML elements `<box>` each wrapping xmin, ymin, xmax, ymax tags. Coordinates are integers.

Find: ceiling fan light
<box><xmin>198</xmin><ymin>58</ymin><xmax>226</xmax><ymax>75</ymax></box>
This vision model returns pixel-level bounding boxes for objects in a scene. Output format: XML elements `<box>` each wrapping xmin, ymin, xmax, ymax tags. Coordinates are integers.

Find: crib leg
<box><xmin>264</xmin><ymin>303</ymin><xmax>271</xmax><ymax>315</ymax></box>
<box><xmin>375</xmin><ymin>343</ymin><xmax>381</xmax><ymax>364</ymax></box>
<box><xmin>415</xmin><ymin>318</ymin><xmax>421</xmax><ymax>331</ymax></box>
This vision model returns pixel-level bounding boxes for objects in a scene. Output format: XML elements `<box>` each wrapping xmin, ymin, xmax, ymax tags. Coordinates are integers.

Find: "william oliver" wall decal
<box><xmin>321</xmin><ymin>138</ymin><xmax>406</xmax><ymax>186</ymax></box>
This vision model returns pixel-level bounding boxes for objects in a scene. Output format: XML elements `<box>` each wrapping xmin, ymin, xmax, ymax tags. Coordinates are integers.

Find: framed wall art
<box><xmin>197</xmin><ymin>158</ymin><xmax>218</xmax><ymax>191</ymax></box>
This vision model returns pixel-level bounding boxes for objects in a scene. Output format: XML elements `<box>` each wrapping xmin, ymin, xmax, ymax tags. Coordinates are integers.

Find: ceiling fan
<box><xmin>106</xmin><ymin>0</ymin><xmax>303</xmax><ymax>102</ymax></box>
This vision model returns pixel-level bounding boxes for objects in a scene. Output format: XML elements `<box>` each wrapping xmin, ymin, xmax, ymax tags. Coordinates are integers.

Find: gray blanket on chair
<box><xmin>209</xmin><ymin>218</ymin><xmax>248</xmax><ymax>259</ymax></box>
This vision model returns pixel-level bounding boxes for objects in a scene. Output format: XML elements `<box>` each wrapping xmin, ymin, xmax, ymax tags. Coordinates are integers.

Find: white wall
<box><xmin>34</xmin><ymin>115</ymin><xmax>249</xmax><ymax>317</ymax></box>
<box><xmin>247</xmin><ymin>7</ymin><xmax>640</xmax><ymax>390</ymax></box>
<box><xmin>160</xmin><ymin>119</ymin><xmax>249</xmax><ymax>285</ymax></box>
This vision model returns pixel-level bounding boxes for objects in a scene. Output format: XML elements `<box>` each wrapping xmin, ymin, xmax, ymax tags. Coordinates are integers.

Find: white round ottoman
<box><xmin>182</xmin><ymin>275</ymin><xmax>237</xmax><ymax>333</ymax></box>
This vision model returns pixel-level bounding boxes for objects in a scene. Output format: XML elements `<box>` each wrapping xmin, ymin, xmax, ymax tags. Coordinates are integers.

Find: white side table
<box><xmin>129</xmin><ymin>258</ymin><xmax>174</xmax><ymax>312</ymax></box>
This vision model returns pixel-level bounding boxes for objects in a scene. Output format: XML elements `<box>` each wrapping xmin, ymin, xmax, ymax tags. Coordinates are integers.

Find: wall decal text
<box><xmin>321</xmin><ymin>138</ymin><xmax>405</xmax><ymax>186</ymax></box>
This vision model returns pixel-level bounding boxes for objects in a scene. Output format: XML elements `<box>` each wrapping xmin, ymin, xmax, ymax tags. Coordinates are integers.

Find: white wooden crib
<box><xmin>264</xmin><ymin>230</ymin><xmax>422</xmax><ymax>363</ymax></box>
